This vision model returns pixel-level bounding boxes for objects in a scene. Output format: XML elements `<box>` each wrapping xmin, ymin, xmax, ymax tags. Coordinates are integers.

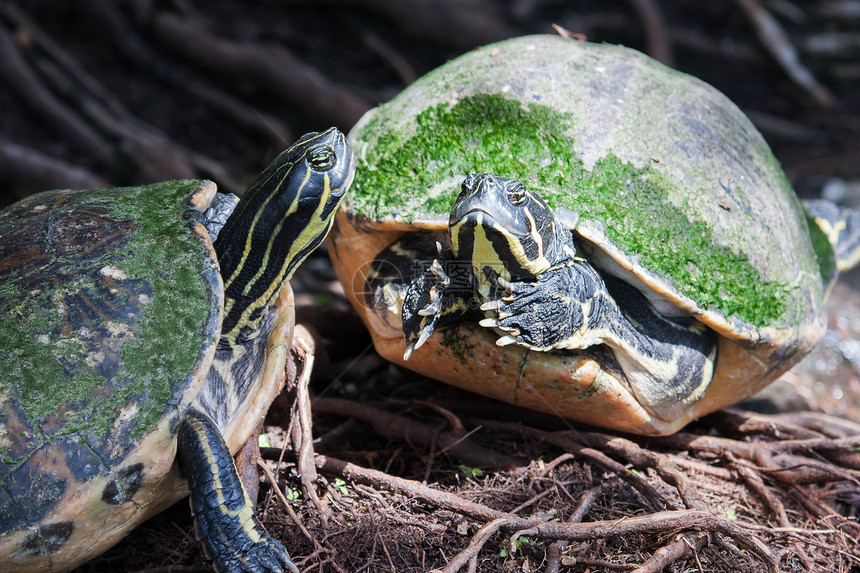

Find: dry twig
<box><xmin>313</xmin><ymin>397</ymin><xmax>525</xmax><ymax>469</ymax></box>
<box><xmin>434</xmin><ymin>517</ymin><xmax>511</xmax><ymax>573</ymax></box>
<box><xmin>285</xmin><ymin>326</ymin><xmax>331</xmax><ymax>521</ymax></box>
<box><xmin>477</xmin><ymin>419</ymin><xmax>671</xmax><ymax>510</ymax></box>
<box><xmin>510</xmin><ymin>510</ymin><xmax>777</xmax><ymax>572</ymax></box>
<box><xmin>630</xmin><ymin>531</ymin><xmax>708</xmax><ymax>573</ymax></box>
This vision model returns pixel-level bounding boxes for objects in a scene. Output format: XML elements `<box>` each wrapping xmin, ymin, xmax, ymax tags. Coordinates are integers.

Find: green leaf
<box><xmin>334</xmin><ymin>477</ymin><xmax>349</xmax><ymax>495</ymax></box>
<box><xmin>458</xmin><ymin>465</ymin><xmax>484</xmax><ymax>478</ymax></box>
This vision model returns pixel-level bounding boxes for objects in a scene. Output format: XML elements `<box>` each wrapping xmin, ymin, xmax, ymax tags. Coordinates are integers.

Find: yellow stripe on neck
<box><xmin>240</xmin><ymin>166</ymin><xmax>309</xmax><ymax>297</ymax></box>
<box><xmin>224</xmin><ymin>172</ymin><xmax>334</xmax><ymax>341</ymax></box>
<box><xmin>222</xmin><ymin>169</ymin><xmax>287</xmax><ymax>293</ymax></box>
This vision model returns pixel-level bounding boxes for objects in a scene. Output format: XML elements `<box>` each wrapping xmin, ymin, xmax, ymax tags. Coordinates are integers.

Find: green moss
<box><xmin>112</xmin><ymin>181</ymin><xmax>214</xmax><ymax>429</ymax></box>
<box><xmin>570</xmin><ymin>155</ymin><xmax>787</xmax><ymax>325</ymax></box>
<box><xmin>353</xmin><ymin>94</ymin><xmax>582</xmax><ymax>219</ymax></box>
<box><xmin>805</xmin><ymin>212</ymin><xmax>836</xmax><ymax>287</ymax></box>
<box><xmin>0</xmin><ymin>181</ymin><xmax>214</xmax><ymax>461</ymax></box>
<box><xmin>579</xmin><ymin>380</ymin><xmax>601</xmax><ymax>399</ymax></box>
<box><xmin>351</xmin><ymin>93</ymin><xmax>787</xmax><ymax>327</ymax></box>
<box><xmin>441</xmin><ymin>325</ymin><xmax>477</xmax><ymax>365</ymax></box>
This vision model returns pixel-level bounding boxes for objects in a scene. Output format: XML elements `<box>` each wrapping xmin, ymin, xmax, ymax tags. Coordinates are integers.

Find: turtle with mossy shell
<box><xmin>0</xmin><ymin>127</ymin><xmax>354</xmax><ymax>572</ymax></box>
<box><xmin>327</xmin><ymin>35</ymin><xmax>860</xmax><ymax>436</ymax></box>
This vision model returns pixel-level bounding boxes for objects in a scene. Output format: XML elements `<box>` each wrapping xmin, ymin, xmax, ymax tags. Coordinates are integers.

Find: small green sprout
<box><xmin>501</xmin><ymin>536</ymin><xmax>531</xmax><ymax>558</ymax></box>
<box><xmin>285</xmin><ymin>487</ymin><xmax>300</xmax><ymax>505</ymax></box>
<box><xmin>458</xmin><ymin>465</ymin><xmax>484</xmax><ymax>478</ymax></box>
<box><xmin>333</xmin><ymin>478</ymin><xmax>349</xmax><ymax>495</ymax></box>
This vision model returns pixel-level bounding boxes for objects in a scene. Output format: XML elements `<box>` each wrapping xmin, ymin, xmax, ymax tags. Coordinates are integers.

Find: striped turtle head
<box><xmin>215</xmin><ymin>128</ymin><xmax>354</xmax><ymax>343</ymax></box>
<box><xmin>449</xmin><ymin>173</ymin><xmax>572</xmax><ymax>285</ymax></box>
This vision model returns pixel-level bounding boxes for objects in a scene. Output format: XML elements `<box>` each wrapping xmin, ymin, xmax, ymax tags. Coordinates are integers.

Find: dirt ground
<box><xmin>2</xmin><ymin>1</ymin><xmax>860</xmax><ymax>572</ymax></box>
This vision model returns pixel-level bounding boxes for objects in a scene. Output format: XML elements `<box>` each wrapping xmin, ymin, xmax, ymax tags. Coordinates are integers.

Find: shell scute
<box><xmin>101</xmin><ymin>463</ymin><xmax>145</xmax><ymax>505</ymax></box>
<box><xmin>4</xmin><ymin>447</ymin><xmax>68</xmax><ymax>528</ymax></box>
<box><xmin>0</xmin><ymin>180</ymin><xmax>221</xmax><ymax>540</ymax></box>
<box><xmin>21</xmin><ymin>521</ymin><xmax>74</xmax><ymax>556</ymax></box>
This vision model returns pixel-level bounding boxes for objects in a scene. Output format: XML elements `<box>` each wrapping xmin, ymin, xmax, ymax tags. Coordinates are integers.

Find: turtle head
<box><xmin>244</xmin><ymin>128</ymin><xmax>354</xmax><ymax>258</ymax></box>
<box><xmin>216</xmin><ymin>127</ymin><xmax>354</xmax><ymax>342</ymax></box>
<box><xmin>449</xmin><ymin>173</ymin><xmax>572</xmax><ymax>284</ymax></box>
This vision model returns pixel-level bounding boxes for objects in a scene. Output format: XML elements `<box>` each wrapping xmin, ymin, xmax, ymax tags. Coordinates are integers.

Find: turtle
<box><xmin>0</xmin><ymin>127</ymin><xmax>355</xmax><ymax>572</ymax></box>
<box><xmin>326</xmin><ymin>35</ymin><xmax>860</xmax><ymax>436</ymax></box>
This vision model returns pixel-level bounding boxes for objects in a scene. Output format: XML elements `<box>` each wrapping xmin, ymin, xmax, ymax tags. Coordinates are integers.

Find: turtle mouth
<box><xmin>449</xmin><ymin>208</ymin><xmax>521</xmax><ymax>250</ymax></box>
<box><xmin>450</xmin><ymin>206</ymin><xmax>498</xmax><ymax>228</ymax></box>
<box><xmin>450</xmin><ymin>205</ymin><xmax>533</xmax><ymax>248</ymax></box>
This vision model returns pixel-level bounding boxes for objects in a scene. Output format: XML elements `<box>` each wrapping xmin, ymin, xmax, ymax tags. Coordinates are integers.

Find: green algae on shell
<box><xmin>0</xmin><ymin>180</ymin><xmax>221</xmax><ymax>531</ymax></box>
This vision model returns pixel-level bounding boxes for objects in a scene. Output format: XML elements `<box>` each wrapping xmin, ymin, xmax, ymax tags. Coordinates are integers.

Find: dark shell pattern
<box><xmin>0</xmin><ymin>181</ymin><xmax>222</xmax><ymax>544</ymax></box>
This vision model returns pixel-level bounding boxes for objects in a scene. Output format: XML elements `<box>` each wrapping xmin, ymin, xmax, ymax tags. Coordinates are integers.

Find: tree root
<box><xmin>272</xmin><ymin>391</ymin><xmax>860</xmax><ymax>572</ymax></box>
<box><xmin>312</xmin><ymin>397</ymin><xmax>525</xmax><ymax>470</ymax></box>
<box><xmin>313</xmin><ymin>453</ymin><xmax>782</xmax><ymax>572</ymax></box>
<box><xmin>734</xmin><ymin>0</ymin><xmax>835</xmax><ymax>107</ymax></box>
<box><xmin>0</xmin><ymin>139</ymin><xmax>106</xmax><ymax>194</ymax></box>
<box><xmin>151</xmin><ymin>12</ymin><xmax>370</xmax><ymax>130</ymax></box>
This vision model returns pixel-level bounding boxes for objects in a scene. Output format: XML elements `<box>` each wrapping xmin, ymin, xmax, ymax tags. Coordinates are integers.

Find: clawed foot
<box><xmin>479</xmin><ymin>275</ymin><xmax>564</xmax><ymax>350</ymax></box>
<box><xmin>197</xmin><ymin>507</ymin><xmax>298</xmax><ymax>573</ymax></box>
<box><xmin>402</xmin><ymin>253</ymin><xmax>450</xmax><ymax>360</ymax></box>
<box><xmin>223</xmin><ymin>535</ymin><xmax>297</xmax><ymax>573</ymax></box>
<box><xmin>178</xmin><ymin>410</ymin><xmax>299</xmax><ymax>573</ymax></box>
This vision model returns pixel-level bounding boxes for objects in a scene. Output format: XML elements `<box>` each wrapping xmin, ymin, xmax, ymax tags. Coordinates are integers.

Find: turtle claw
<box><xmin>480</xmin><ymin>299</ymin><xmax>503</xmax><ymax>312</ymax></box>
<box><xmin>418</xmin><ymin>296</ymin><xmax>443</xmax><ymax>317</ymax></box>
<box><xmin>404</xmin><ymin>322</ymin><xmax>435</xmax><ymax>360</ymax></box>
<box><xmin>413</xmin><ymin>259</ymin><xmax>449</xmax><ymax>318</ymax></box>
<box><xmin>416</xmin><ymin>324</ymin><xmax>434</xmax><ymax>349</ymax></box>
<box><xmin>496</xmin><ymin>335</ymin><xmax>518</xmax><ymax>347</ymax></box>
<box><xmin>429</xmin><ymin>258</ymin><xmax>449</xmax><ymax>282</ymax></box>
<box><xmin>479</xmin><ymin>317</ymin><xmax>499</xmax><ymax>328</ymax></box>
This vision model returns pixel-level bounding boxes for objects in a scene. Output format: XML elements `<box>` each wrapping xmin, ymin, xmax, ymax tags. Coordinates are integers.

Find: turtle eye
<box><xmin>507</xmin><ymin>183</ymin><xmax>527</xmax><ymax>206</ymax></box>
<box><xmin>308</xmin><ymin>145</ymin><xmax>335</xmax><ymax>171</ymax></box>
<box><xmin>457</xmin><ymin>183</ymin><xmax>469</xmax><ymax>200</ymax></box>
<box><xmin>459</xmin><ymin>174</ymin><xmax>477</xmax><ymax>199</ymax></box>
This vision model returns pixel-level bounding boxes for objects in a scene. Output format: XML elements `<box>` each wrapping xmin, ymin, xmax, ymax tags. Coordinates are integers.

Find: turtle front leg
<box><xmin>177</xmin><ymin>408</ymin><xmax>298</xmax><ymax>573</ymax></box>
<box><xmin>402</xmin><ymin>258</ymin><xmax>449</xmax><ymax>358</ymax></box>
<box><xmin>401</xmin><ymin>249</ymin><xmax>471</xmax><ymax>359</ymax></box>
<box><xmin>483</xmin><ymin>262</ymin><xmax>718</xmax><ymax>418</ymax></box>
<box><xmin>480</xmin><ymin>260</ymin><xmax>600</xmax><ymax>351</ymax></box>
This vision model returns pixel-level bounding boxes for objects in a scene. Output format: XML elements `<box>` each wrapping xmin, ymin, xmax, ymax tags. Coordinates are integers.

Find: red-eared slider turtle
<box><xmin>0</xmin><ymin>128</ymin><xmax>354</xmax><ymax>572</ymax></box>
<box><xmin>327</xmin><ymin>35</ymin><xmax>859</xmax><ymax>435</ymax></box>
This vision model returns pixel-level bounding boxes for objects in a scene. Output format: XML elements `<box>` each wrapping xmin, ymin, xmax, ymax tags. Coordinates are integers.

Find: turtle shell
<box><xmin>0</xmin><ymin>180</ymin><xmax>223</xmax><ymax>569</ymax></box>
<box><xmin>327</xmin><ymin>35</ymin><xmax>830</xmax><ymax>434</ymax></box>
